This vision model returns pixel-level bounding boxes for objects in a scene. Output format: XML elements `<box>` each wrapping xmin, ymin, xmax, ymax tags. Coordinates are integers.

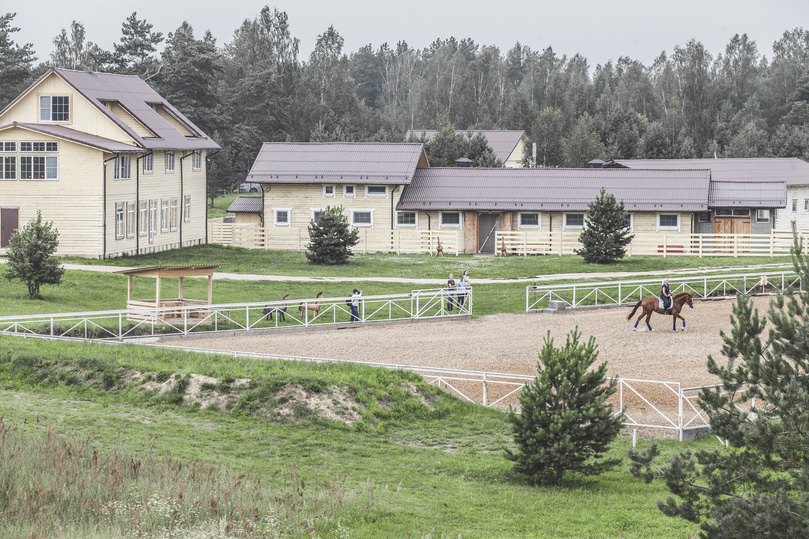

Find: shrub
<box><xmin>304</xmin><ymin>206</ymin><xmax>359</xmax><ymax>265</ymax></box>
<box><xmin>4</xmin><ymin>211</ymin><xmax>65</xmax><ymax>299</ymax></box>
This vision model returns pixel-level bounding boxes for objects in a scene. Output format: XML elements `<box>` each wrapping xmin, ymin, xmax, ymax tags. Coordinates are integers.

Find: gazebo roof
<box><xmin>116</xmin><ymin>264</ymin><xmax>229</xmax><ymax>278</ymax></box>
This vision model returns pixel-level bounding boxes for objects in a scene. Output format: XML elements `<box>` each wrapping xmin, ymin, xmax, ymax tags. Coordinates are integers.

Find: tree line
<box><xmin>3</xmin><ymin>8</ymin><xmax>809</xmax><ymax>196</ymax></box>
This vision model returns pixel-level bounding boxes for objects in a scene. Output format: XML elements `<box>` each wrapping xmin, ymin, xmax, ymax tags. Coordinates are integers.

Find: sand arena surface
<box><xmin>163</xmin><ymin>296</ymin><xmax>774</xmax><ymax>388</ymax></box>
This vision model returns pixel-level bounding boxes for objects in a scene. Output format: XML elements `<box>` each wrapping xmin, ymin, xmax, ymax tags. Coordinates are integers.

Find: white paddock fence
<box><xmin>527</xmin><ymin>270</ymin><xmax>800</xmax><ymax>311</ymax></box>
<box><xmin>0</xmin><ymin>288</ymin><xmax>471</xmax><ymax>341</ymax></box>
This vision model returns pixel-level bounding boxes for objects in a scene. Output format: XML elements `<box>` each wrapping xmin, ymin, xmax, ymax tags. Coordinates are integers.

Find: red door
<box><xmin>1</xmin><ymin>208</ymin><xmax>18</xmax><ymax>247</ymax></box>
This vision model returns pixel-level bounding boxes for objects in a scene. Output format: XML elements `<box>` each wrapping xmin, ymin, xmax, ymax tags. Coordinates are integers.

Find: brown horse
<box><xmin>299</xmin><ymin>292</ymin><xmax>323</xmax><ymax>318</ymax></box>
<box><xmin>627</xmin><ymin>291</ymin><xmax>694</xmax><ymax>332</ymax></box>
<box><xmin>263</xmin><ymin>293</ymin><xmax>289</xmax><ymax>322</ymax></box>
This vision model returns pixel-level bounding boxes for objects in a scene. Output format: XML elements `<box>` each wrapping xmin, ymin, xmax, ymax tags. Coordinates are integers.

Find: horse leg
<box><xmin>645</xmin><ymin>310</ymin><xmax>653</xmax><ymax>331</ymax></box>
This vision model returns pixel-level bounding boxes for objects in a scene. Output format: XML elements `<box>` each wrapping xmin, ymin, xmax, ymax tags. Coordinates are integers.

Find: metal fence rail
<box><xmin>0</xmin><ymin>288</ymin><xmax>471</xmax><ymax>341</ymax></box>
<box><xmin>527</xmin><ymin>271</ymin><xmax>800</xmax><ymax>311</ymax></box>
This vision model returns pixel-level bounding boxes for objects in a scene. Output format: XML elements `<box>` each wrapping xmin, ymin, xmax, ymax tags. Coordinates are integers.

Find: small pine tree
<box><xmin>304</xmin><ymin>206</ymin><xmax>359</xmax><ymax>265</ymax></box>
<box><xmin>505</xmin><ymin>328</ymin><xmax>624</xmax><ymax>485</ymax></box>
<box><xmin>4</xmin><ymin>211</ymin><xmax>65</xmax><ymax>299</ymax></box>
<box><xmin>575</xmin><ymin>187</ymin><xmax>634</xmax><ymax>264</ymax></box>
<box><xmin>629</xmin><ymin>227</ymin><xmax>809</xmax><ymax>538</ymax></box>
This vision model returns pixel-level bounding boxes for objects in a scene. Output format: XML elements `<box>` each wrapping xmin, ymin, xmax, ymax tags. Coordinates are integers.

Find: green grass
<box><xmin>0</xmin><ymin>337</ymin><xmax>703</xmax><ymax>538</ymax></box>
<box><xmin>205</xmin><ymin>192</ymin><xmax>240</xmax><ymax>220</ymax></box>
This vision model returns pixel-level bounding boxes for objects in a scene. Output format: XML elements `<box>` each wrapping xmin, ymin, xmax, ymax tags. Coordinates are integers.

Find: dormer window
<box><xmin>40</xmin><ymin>96</ymin><xmax>70</xmax><ymax>122</ymax></box>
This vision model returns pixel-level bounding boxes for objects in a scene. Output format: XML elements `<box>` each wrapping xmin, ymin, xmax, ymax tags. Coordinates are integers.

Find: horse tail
<box><xmin>298</xmin><ymin>302</ymin><xmax>304</xmax><ymax>314</ymax></box>
<box><xmin>627</xmin><ymin>300</ymin><xmax>643</xmax><ymax>320</ymax></box>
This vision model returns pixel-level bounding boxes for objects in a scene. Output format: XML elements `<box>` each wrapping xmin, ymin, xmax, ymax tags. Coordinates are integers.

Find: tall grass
<box><xmin>0</xmin><ymin>416</ymin><xmax>373</xmax><ymax>538</ymax></box>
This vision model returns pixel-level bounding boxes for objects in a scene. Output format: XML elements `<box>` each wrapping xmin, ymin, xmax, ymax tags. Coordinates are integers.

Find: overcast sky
<box><xmin>11</xmin><ymin>0</ymin><xmax>809</xmax><ymax>68</ymax></box>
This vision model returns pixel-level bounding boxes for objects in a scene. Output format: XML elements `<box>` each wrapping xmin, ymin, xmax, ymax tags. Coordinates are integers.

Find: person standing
<box><xmin>350</xmin><ymin>289</ymin><xmax>361</xmax><ymax>322</ymax></box>
<box><xmin>462</xmin><ymin>270</ymin><xmax>470</xmax><ymax>289</ymax></box>
<box><xmin>446</xmin><ymin>273</ymin><xmax>456</xmax><ymax>311</ymax></box>
<box><xmin>660</xmin><ymin>279</ymin><xmax>672</xmax><ymax>314</ymax></box>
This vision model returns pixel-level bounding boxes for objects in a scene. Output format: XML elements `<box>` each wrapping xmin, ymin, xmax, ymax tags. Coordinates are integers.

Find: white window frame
<box><xmin>628</xmin><ymin>213</ymin><xmax>634</xmax><ymax>232</ymax></box>
<box><xmin>20</xmin><ymin>156</ymin><xmax>58</xmax><ymax>180</ymax></box>
<box><xmin>143</xmin><ymin>153</ymin><xmax>153</xmax><ymax>173</ymax></box>
<box><xmin>149</xmin><ymin>200</ymin><xmax>158</xmax><ymax>243</ymax></box>
<box><xmin>114</xmin><ymin>155</ymin><xmax>131</xmax><ymax>180</ymax></box>
<box><xmin>115</xmin><ymin>203</ymin><xmax>125</xmax><ymax>239</ymax></box>
<box><xmin>697</xmin><ymin>211</ymin><xmax>711</xmax><ymax>223</ymax></box>
<box><xmin>323</xmin><ymin>185</ymin><xmax>335</xmax><ymax>198</ymax></box>
<box><xmin>192</xmin><ymin>150</ymin><xmax>201</xmax><ymax>170</ymax></box>
<box><xmin>439</xmin><ymin>212</ymin><xmax>461</xmax><ymax>228</ymax></box>
<box><xmin>756</xmin><ymin>209</ymin><xmax>770</xmax><ymax>223</ymax></box>
<box><xmin>274</xmin><ymin>208</ymin><xmax>292</xmax><ymax>226</ymax></box>
<box><xmin>344</xmin><ymin>185</ymin><xmax>355</xmax><ymax>198</ymax></box>
<box><xmin>170</xmin><ymin>198</ymin><xmax>179</xmax><ymax>231</ymax></box>
<box><xmin>518</xmin><ymin>212</ymin><xmax>540</xmax><ymax>230</ymax></box>
<box><xmin>0</xmin><ymin>156</ymin><xmax>15</xmax><ymax>180</ymax></box>
<box><xmin>793</xmin><ymin>199</ymin><xmax>798</xmax><ymax>212</ymax></box>
<box><xmin>351</xmin><ymin>209</ymin><xmax>375</xmax><ymax>227</ymax></box>
<box><xmin>139</xmin><ymin>201</ymin><xmax>148</xmax><ymax>236</ymax></box>
<box><xmin>563</xmin><ymin>213</ymin><xmax>585</xmax><ymax>230</ymax></box>
<box><xmin>184</xmin><ymin>195</ymin><xmax>191</xmax><ymax>222</ymax></box>
<box><xmin>39</xmin><ymin>95</ymin><xmax>70</xmax><ymax>122</ymax></box>
<box><xmin>165</xmin><ymin>151</ymin><xmax>175</xmax><ymax>172</ymax></box>
<box><xmin>161</xmin><ymin>198</ymin><xmax>169</xmax><ymax>232</ymax></box>
<box><xmin>310</xmin><ymin>208</ymin><xmax>326</xmax><ymax>223</ymax></box>
<box><xmin>127</xmin><ymin>202</ymin><xmax>136</xmax><ymax>238</ymax></box>
<box><xmin>366</xmin><ymin>185</ymin><xmax>387</xmax><ymax>198</ymax></box>
<box><xmin>0</xmin><ymin>142</ymin><xmax>16</xmax><ymax>152</ymax></box>
<box><xmin>656</xmin><ymin>213</ymin><xmax>680</xmax><ymax>231</ymax></box>
<box><xmin>396</xmin><ymin>211</ymin><xmax>418</xmax><ymax>228</ymax></box>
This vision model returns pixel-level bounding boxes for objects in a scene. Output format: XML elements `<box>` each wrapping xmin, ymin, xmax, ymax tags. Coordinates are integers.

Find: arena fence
<box><xmin>0</xmin><ymin>288</ymin><xmax>472</xmax><ymax>341</ymax></box>
<box><xmin>526</xmin><ymin>270</ymin><xmax>800</xmax><ymax>311</ymax></box>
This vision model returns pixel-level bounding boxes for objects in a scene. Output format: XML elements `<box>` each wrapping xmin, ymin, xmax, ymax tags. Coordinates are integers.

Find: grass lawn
<box><xmin>0</xmin><ymin>337</ymin><xmax>704</xmax><ymax>538</ymax></box>
<box><xmin>205</xmin><ymin>192</ymin><xmax>240</xmax><ymax>220</ymax></box>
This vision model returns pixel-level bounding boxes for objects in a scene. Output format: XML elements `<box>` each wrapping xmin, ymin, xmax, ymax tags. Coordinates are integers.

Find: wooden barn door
<box><xmin>1</xmin><ymin>208</ymin><xmax>18</xmax><ymax>247</ymax></box>
<box><xmin>478</xmin><ymin>214</ymin><xmax>500</xmax><ymax>254</ymax></box>
<box><xmin>713</xmin><ymin>215</ymin><xmax>751</xmax><ymax>253</ymax></box>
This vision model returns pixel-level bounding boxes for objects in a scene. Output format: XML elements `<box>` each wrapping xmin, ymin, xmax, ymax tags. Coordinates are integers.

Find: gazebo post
<box><xmin>127</xmin><ymin>275</ymin><xmax>133</xmax><ymax>302</ymax></box>
<box><xmin>156</xmin><ymin>276</ymin><xmax>162</xmax><ymax>308</ymax></box>
<box><xmin>207</xmin><ymin>275</ymin><xmax>213</xmax><ymax>305</ymax></box>
<box><xmin>179</xmin><ymin>277</ymin><xmax>184</xmax><ymax>300</ymax></box>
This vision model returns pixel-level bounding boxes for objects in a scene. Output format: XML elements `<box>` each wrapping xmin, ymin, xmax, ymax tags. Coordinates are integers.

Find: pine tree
<box><xmin>629</xmin><ymin>227</ymin><xmax>809</xmax><ymax>538</ymax></box>
<box><xmin>304</xmin><ymin>206</ymin><xmax>359</xmax><ymax>265</ymax></box>
<box><xmin>4</xmin><ymin>211</ymin><xmax>65</xmax><ymax>299</ymax></box>
<box><xmin>575</xmin><ymin>187</ymin><xmax>634</xmax><ymax>264</ymax></box>
<box><xmin>505</xmin><ymin>328</ymin><xmax>623</xmax><ymax>485</ymax></box>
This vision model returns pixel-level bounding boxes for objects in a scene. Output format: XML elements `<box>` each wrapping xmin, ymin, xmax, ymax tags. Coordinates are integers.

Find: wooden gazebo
<box><xmin>117</xmin><ymin>264</ymin><xmax>229</xmax><ymax>321</ymax></box>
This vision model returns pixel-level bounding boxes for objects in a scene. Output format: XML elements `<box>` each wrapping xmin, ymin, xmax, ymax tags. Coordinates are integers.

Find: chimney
<box><xmin>455</xmin><ymin>157</ymin><xmax>472</xmax><ymax>168</ymax></box>
<box><xmin>588</xmin><ymin>159</ymin><xmax>605</xmax><ymax>168</ymax></box>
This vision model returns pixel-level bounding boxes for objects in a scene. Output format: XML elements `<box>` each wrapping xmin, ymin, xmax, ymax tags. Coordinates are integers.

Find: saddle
<box><xmin>658</xmin><ymin>298</ymin><xmax>671</xmax><ymax>314</ymax></box>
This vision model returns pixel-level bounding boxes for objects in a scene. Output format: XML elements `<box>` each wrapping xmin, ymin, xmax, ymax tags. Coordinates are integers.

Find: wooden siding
<box><xmin>504</xmin><ymin>136</ymin><xmax>527</xmax><ymax>168</ymax></box>
<box><xmin>107</xmin><ymin>103</ymin><xmax>156</xmax><ymax>138</ymax></box>
<box><xmin>777</xmin><ymin>186</ymin><xmax>809</xmax><ymax>230</ymax></box>
<box><xmin>154</xmin><ymin>105</ymin><xmax>194</xmax><ymax>136</ymax></box>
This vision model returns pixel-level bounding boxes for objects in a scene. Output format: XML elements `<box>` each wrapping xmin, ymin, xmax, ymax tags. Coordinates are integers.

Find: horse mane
<box><xmin>673</xmin><ymin>291</ymin><xmax>691</xmax><ymax>299</ymax></box>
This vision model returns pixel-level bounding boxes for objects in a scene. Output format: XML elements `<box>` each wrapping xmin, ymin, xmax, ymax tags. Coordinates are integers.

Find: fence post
<box><xmin>663</xmin><ymin>233</ymin><xmax>668</xmax><ymax>258</ymax></box>
<box><xmin>483</xmin><ymin>372</ymin><xmax>488</xmax><ymax>407</ymax></box>
<box><xmin>119</xmin><ymin>313</ymin><xmax>122</xmax><ymax>340</ymax></box>
<box><xmin>678</xmin><ymin>385</ymin><xmax>684</xmax><ymax>442</ymax></box>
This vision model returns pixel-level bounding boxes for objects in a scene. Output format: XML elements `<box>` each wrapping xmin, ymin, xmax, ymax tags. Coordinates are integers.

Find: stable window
<box><xmin>184</xmin><ymin>195</ymin><xmax>191</xmax><ymax>222</ymax></box>
<box><xmin>793</xmin><ymin>199</ymin><xmax>798</xmax><ymax>212</ymax></box>
<box><xmin>192</xmin><ymin>150</ymin><xmax>201</xmax><ymax>170</ymax></box>
<box><xmin>127</xmin><ymin>202</ymin><xmax>136</xmax><ymax>237</ymax></box>
<box><xmin>39</xmin><ymin>95</ymin><xmax>70</xmax><ymax>122</ymax></box>
<box><xmin>149</xmin><ymin>200</ymin><xmax>158</xmax><ymax>240</ymax></box>
<box><xmin>366</xmin><ymin>185</ymin><xmax>387</xmax><ymax>197</ymax></box>
<box><xmin>170</xmin><ymin>198</ymin><xmax>178</xmax><ymax>231</ymax></box>
<box><xmin>0</xmin><ymin>142</ymin><xmax>16</xmax><ymax>152</ymax></box>
<box><xmin>440</xmin><ymin>212</ymin><xmax>461</xmax><ymax>228</ymax></box>
<box><xmin>756</xmin><ymin>209</ymin><xmax>770</xmax><ymax>223</ymax></box>
<box><xmin>139</xmin><ymin>201</ymin><xmax>148</xmax><ymax>236</ymax></box>
<box><xmin>165</xmin><ymin>151</ymin><xmax>175</xmax><ymax>172</ymax></box>
<box><xmin>161</xmin><ymin>199</ymin><xmax>169</xmax><ymax>232</ymax></box>
<box><xmin>115</xmin><ymin>203</ymin><xmax>125</xmax><ymax>239</ymax></box>
<box><xmin>805</xmin><ymin>199</ymin><xmax>809</xmax><ymax>211</ymax></box>
<box><xmin>396</xmin><ymin>211</ymin><xmax>417</xmax><ymax>227</ymax></box>
<box><xmin>0</xmin><ymin>156</ymin><xmax>15</xmax><ymax>180</ymax></box>
<box><xmin>274</xmin><ymin>208</ymin><xmax>291</xmax><ymax>226</ymax></box>
<box><xmin>311</xmin><ymin>209</ymin><xmax>325</xmax><ymax>223</ymax></box>
<box><xmin>344</xmin><ymin>185</ymin><xmax>355</xmax><ymax>197</ymax></box>
<box><xmin>351</xmin><ymin>209</ymin><xmax>374</xmax><ymax>227</ymax></box>
<box><xmin>20</xmin><ymin>156</ymin><xmax>58</xmax><ymax>180</ymax></box>
<box><xmin>518</xmin><ymin>213</ymin><xmax>540</xmax><ymax>229</ymax></box>
<box><xmin>143</xmin><ymin>153</ymin><xmax>153</xmax><ymax>173</ymax></box>
<box><xmin>323</xmin><ymin>185</ymin><xmax>335</xmax><ymax>198</ymax></box>
<box><xmin>698</xmin><ymin>212</ymin><xmax>711</xmax><ymax>223</ymax></box>
<box><xmin>114</xmin><ymin>155</ymin><xmax>131</xmax><ymax>180</ymax></box>
<box><xmin>657</xmin><ymin>213</ymin><xmax>680</xmax><ymax>231</ymax></box>
<box><xmin>564</xmin><ymin>213</ymin><xmax>585</xmax><ymax>229</ymax></box>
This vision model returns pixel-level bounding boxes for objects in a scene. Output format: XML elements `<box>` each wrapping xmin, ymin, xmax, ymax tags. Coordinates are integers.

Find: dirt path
<box><xmin>164</xmin><ymin>296</ymin><xmax>772</xmax><ymax>388</ymax></box>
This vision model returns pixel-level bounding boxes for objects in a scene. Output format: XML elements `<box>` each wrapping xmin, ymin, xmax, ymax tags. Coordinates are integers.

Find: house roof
<box><xmin>406</xmin><ymin>129</ymin><xmax>526</xmax><ymax>163</ymax></box>
<box><xmin>397</xmin><ymin>167</ymin><xmax>712</xmax><ymax>212</ymax></box>
<box><xmin>614</xmin><ymin>158</ymin><xmax>809</xmax><ymax>187</ymax></box>
<box><xmin>0</xmin><ymin>122</ymin><xmax>146</xmax><ymax>153</ymax></box>
<box><xmin>1</xmin><ymin>69</ymin><xmax>219</xmax><ymax>152</ymax></box>
<box><xmin>227</xmin><ymin>195</ymin><xmax>263</xmax><ymax>213</ymax></box>
<box><xmin>709</xmin><ymin>179</ymin><xmax>787</xmax><ymax>208</ymax></box>
<box><xmin>247</xmin><ymin>142</ymin><xmax>428</xmax><ymax>184</ymax></box>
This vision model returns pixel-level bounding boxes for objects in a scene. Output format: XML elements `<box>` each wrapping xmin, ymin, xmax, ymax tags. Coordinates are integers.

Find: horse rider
<box><xmin>660</xmin><ymin>279</ymin><xmax>672</xmax><ymax>315</ymax></box>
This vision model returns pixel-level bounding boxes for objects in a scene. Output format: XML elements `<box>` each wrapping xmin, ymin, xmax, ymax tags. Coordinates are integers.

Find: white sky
<box><xmin>11</xmin><ymin>0</ymin><xmax>809</xmax><ymax>68</ymax></box>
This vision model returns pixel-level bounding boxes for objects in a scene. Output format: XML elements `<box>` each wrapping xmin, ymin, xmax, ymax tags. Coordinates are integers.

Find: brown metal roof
<box><xmin>615</xmin><ymin>158</ymin><xmax>809</xmax><ymax>187</ymax></box>
<box><xmin>247</xmin><ymin>142</ymin><xmax>428</xmax><ymax>184</ymax></box>
<box><xmin>227</xmin><ymin>196</ymin><xmax>263</xmax><ymax>213</ymax></box>
<box><xmin>0</xmin><ymin>122</ymin><xmax>146</xmax><ymax>153</ymax></box>
<box><xmin>708</xmin><ymin>179</ymin><xmax>786</xmax><ymax>208</ymax></box>
<box><xmin>53</xmin><ymin>69</ymin><xmax>219</xmax><ymax>152</ymax></box>
<box><xmin>406</xmin><ymin>129</ymin><xmax>526</xmax><ymax>163</ymax></box>
<box><xmin>116</xmin><ymin>264</ymin><xmax>229</xmax><ymax>277</ymax></box>
<box><xmin>397</xmin><ymin>167</ymin><xmax>711</xmax><ymax>212</ymax></box>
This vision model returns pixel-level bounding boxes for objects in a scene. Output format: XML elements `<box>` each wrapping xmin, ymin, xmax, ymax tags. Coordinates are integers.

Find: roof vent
<box><xmin>456</xmin><ymin>157</ymin><xmax>472</xmax><ymax>168</ymax></box>
<box><xmin>588</xmin><ymin>159</ymin><xmax>604</xmax><ymax>168</ymax></box>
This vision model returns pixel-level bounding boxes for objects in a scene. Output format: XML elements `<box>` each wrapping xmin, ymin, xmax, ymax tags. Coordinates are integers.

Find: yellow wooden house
<box><xmin>0</xmin><ymin>68</ymin><xmax>219</xmax><ymax>258</ymax></box>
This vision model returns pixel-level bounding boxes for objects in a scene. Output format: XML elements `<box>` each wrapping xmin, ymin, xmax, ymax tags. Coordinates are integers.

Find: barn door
<box><xmin>1</xmin><ymin>208</ymin><xmax>18</xmax><ymax>247</ymax></box>
<box><xmin>478</xmin><ymin>214</ymin><xmax>500</xmax><ymax>253</ymax></box>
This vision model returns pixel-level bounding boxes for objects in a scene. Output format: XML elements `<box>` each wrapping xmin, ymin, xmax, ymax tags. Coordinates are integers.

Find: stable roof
<box><xmin>227</xmin><ymin>196</ymin><xmax>263</xmax><ymax>213</ymax></box>
<box><xmin>247</xmin><ymin>142</ymin><xmax>428</xmax><ymax>185</ymax></box>
<box><xmin>614</xmin><ymin>158</ymin><xmax>809</xmax><ymax>187</ymax></box>
<box><xmin>708</xmin><ymin>179</ymin><xmax>786</xmax><ymax>208</ymax></box>
<box><xmin>397</xmin><ymin>167</ymin><xmax>711</xmax><ymax>212</ymax></box>
<box><xmin>0</xmin><ymin>122</ymin><xmax>146</xmax><ymax>154</ymax></box>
